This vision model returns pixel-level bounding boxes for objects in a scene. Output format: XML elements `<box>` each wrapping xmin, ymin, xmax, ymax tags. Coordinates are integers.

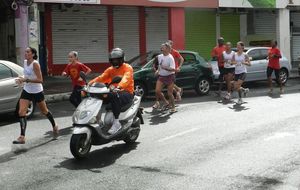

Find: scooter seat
<box><xmin>106</xmin><ymin>100</ymin><xmax>133</xmax><ymax>112</ymax></box>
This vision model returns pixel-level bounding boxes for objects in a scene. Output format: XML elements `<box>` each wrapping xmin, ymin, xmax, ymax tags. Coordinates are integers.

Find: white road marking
<box><xmin>158</xmin><ymin>128</ymin><xmax>199</xmax><ymax>143</ymax></box>
<box><xmin>264</xmin><ymin>132</ymin><xmax>295</xmax><ymax>141</ymax></box>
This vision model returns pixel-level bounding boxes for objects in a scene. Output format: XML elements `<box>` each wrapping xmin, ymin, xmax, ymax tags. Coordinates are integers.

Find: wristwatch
<box><xmin>25</xmin><ymin>78</ymin><xmax>29</xmax><ymax>83</ymax></box>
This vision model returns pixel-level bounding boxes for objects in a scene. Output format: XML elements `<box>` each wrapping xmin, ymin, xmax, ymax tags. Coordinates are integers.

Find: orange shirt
<box><xmin>90</xmin><ymin>63</ymin><xmax>134</xmax><ymax>94</ymax></box>
<box><xmin>211</xmin><ymin>45</ymin><xmax>225</xmax><ymax>67</ymax></box>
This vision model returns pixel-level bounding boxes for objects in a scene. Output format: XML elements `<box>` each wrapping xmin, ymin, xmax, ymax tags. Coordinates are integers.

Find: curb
<box><xmin>44</xmin><ymin>92</ymin><xmax>71</xmax><ymax>103</ymax></box>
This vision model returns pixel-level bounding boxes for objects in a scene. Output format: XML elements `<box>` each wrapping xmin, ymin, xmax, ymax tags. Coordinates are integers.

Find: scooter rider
<box><xmin>88</xmin><ymin>48</ymin><xmax>134</xmax><ymax>135</ymax></box>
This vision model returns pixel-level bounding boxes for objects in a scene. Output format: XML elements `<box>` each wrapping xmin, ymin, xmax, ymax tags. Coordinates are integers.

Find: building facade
<box><xmin>3</xmin><ymin>0</ymin><xmax>300</xmax><ymax>75</ymax></box>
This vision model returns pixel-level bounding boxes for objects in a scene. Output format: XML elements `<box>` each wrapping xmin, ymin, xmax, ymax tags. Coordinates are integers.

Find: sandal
<box><xmin>152</xmin><ymin>102</ymin><xmax>160</xmax><ymax>109</ymax></box>
<box><xmin>53</xmin><ymin>126</ymin><xmax>59</xmax><ymax>139</ymax></box>
<box><xmin>13</xmin><ymin>136</ymin><xmax>25</xmax><ymax>144</ymax></box>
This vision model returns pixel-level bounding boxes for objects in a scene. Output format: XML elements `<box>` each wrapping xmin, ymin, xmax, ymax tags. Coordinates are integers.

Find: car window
<box><xmin>259</xmin><ymin>49</ymin><xmax>269</xmax><ymax>60</ymax></box>
<box><xmin>0</xmin><ymin>63</ymin><xmax>13</xmax><ymax>80</ymax></box>
<box><xmin>247</xmin><ymin>50</ymin><xmax>261</xmax><ymax>61</ymax></box>
<box><xmin>182</xmin><ymin>53</ymin><xmax>197</xmax><ymax>65</ymax></box>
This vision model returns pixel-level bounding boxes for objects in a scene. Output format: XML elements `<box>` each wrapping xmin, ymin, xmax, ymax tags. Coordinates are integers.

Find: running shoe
<box><xmin>152</xmin><ymin>101</ymin><xmax>160</xmax><ymax>109</ymax></box>
<box><xmin>237</xmin><ymin>98</ymin><xmax>243</xmax><ymax>105</ymax></box>
<box><xmin>268</xmin><ymin>89</ymin><xmax>273</xmax><ymax>95</ymax></box>
<box><xmin>280</xmin><ymin>88</ymin><xmax>284</xmax><ymax>94</ymax></box>
<box><xmin>243</xmin><ymin>88</ymin><xmax>249</xmax><ymax>97</ymax></box>
<box><xmin>224</xmin><ymin>93</ymin><xmax>231</xmax><ymax>100</ymax></box>
<box><xmin>169</xmin><ymin>107</ymin><xmax>177</xmax><ymax>113</ymax></box>
<box><xmin>13</xmin><ymin>136</ymin><xmax>25</xmax><ymax>144</ymax></box>
<box><xmin>53</xmin><ymin>126</ymin><xmax>59</xmax><ymax>140</ymax></box>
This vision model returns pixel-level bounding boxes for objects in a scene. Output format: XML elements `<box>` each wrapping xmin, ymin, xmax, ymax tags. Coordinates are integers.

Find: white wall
<box><xmin>277</xmin><ymin>9</ymin><xmax>291</xmax><ymax>62</ymax></box>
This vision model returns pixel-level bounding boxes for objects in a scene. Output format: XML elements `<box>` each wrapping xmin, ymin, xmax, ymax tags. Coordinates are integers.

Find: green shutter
<box><xmin>185</xmin><ymin>10</ymin><xmax>216</xmax><ymax>60</ymax></box>
<box><xmin>220</xmin><ymin>14</ymin><xmax>240</xmax><ymax>46</ymax></box>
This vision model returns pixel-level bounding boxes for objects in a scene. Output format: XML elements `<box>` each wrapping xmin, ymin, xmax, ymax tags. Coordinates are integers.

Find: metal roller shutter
<box><xmin>113</xmin><ymin>6</ymin><xmax>139</xmax><ymax>60</ymax></box>
<box><xmin>254</xmin><ymin>11</ymin><xmax>276</xmax><ymax>35</ymax></box>
<box><xmin>291</xmin><ymin>12</ymin><xmax>300</xmax><ymax>28</ymax></box>
<box><xmin>292</xmin><ymin>35</ymin><xmax>300</xmax><ymax>62</ymax></box>
<box><xmin>185</xmin><ymin>10</ymin><xmax>216</xmax><ymax>59</ymax></box>
<box><xmin>145</xmin><ymin>8</ymin><xmax>169</xmax><ymax>52</ymax></box>
<box><xmin>52</xmin><ymin>5</ymin><xmax>108</xmax><ymax>64</ymax></box>
<box><xmin>220</xmin><ymin>14</ymin><xmax>240</xmax><ymax>45</ymax></box>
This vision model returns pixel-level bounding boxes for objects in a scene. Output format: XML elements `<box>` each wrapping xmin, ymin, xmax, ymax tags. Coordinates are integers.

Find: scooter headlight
<box><xmin>79</xmin><ymin>111</ymin><xmax>91</xmax><ymax>120</ymax></box>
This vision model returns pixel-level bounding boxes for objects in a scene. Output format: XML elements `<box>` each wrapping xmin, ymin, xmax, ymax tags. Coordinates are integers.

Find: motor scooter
<box><xmin>70</xmin><ymin>72</ymin><xmax>144</xmax><ymax>159</ymax></box>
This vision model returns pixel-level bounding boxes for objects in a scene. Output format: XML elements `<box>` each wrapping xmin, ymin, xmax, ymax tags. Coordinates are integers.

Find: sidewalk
<box><xmin>43</xmin><ymin>69</ymin><xmax>299</xmax><ymax>103</ymax></box>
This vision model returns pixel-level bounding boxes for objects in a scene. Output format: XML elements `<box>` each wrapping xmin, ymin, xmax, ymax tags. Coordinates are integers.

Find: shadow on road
<box><xmin>228</xmin><ymin>103</ymin><xmax>250</xmax><ymax>112</ymax></box>
<box><xmin>147</xmin><ymin>109</ymin><xmax>172</xmax><ymax>125</ymax></box>
<box><xmin>55</xmin><ymin>142</ymin><xmax>139</xmax><ymax>172</ymax></box>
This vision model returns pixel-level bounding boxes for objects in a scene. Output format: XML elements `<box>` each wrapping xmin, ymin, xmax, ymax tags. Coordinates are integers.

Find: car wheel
<box><xmin>195</xmin><ymin>78</ymin><xmax>210</xmax><ymax>95</ymax></box>
<box><xmin>134</xmin><ymin>82</ymin><xmax>147</xmax><ymax>98</ymax></box>
<box><xmin>15</xmin><ymin>100</ymin><xmax>36</xmax><ymax>119</ymax></box>
<box><xmin>278</xmin><ymin>68</ymin><xmax>288</xmax><ymax>85</ymax></box>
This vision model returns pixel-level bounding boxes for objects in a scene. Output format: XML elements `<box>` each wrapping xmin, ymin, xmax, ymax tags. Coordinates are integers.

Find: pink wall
<box><xmin>168</xmin><ymin>8</ymin><xmax>185</xmax><ymax>50</ymax></box>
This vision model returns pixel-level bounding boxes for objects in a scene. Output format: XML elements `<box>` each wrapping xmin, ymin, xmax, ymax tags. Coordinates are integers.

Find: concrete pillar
<box><xmin>216</xmin><ymin>14</ymin><xmax>221</xmax><ymax>41</ymax></box>
<box><xmin>240</xmin><ymin>14</ymin><xmax>247</xmax><ymax>43</ymax></box>
<box><xmin>277</xmin><ymin>8</ymin><xmax>291</xmax><ymax>62</ymax></box>
<box><xmin>15</xmin><ymin>5</ymin><xmax>29</xmax><ymax>66</ymax></box>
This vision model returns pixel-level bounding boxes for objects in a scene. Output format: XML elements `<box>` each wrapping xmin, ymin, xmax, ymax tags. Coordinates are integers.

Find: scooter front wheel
<box><xmin>124</xmin><ymin>120</ymin><xmax>140</xmax><ymax>145</ymax></box>
<box><xmin>70</xmin><ymin>134</ymin><xmax>91</xmax><ymax>159</ymax></box>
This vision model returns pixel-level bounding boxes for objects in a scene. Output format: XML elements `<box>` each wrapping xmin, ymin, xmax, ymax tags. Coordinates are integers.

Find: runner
<box><xmin>222</xmin><ymin>42</ymin><xmax>235</xmax><ymax>100</ymax></box>
<box><xmin>153</xmin><ymin>43</ymin><xmax>176</xmax><ymax>113</ymax></box>
<box><xmin>267</xmin><ymin>40</ymin><xmax>283</xmax><ymax>94</ymax></box>
<box><xmin>211</xmin><ymin>37</ymin><xmax>226</xmax><ymax>96</ymax></box>
<box><xmin>231</xmin><ymin>41</ymin><xmax>251</xmax><ymax>105</ymax></box>
<box><xmin>168</xmin><ymin>40</ymin><xmax>184</xmax><ymax>101</ymax></box>
<box><xmin>62</xmin><ymin>51</ymin><xmax>91</xmax><ymax>108</ymax></box>
<box><xmin>13</xmin><ymin>47</ymin><xmax>59</xmax><ymax>144</ymax></box>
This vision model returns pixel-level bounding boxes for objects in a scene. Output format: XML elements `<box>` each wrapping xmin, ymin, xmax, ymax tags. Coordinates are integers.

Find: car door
<box><xmin>176</xmin><ymin>53</ymin><xmax>198</xmax><ymax>89</ymax></box>
<box><xmin>246</xmin><ymin>49</ymin><xmax>265</xmax><ymax>81</ymax></box>
<box><xmin>0</xmin><ymin>63</ymin><xmax>21</xmax><ymax>113</ymax></box>
<box><xmin>258</xmin><ymin>48</ymin><xmax>270</xmax><ymax>80</ymax></box>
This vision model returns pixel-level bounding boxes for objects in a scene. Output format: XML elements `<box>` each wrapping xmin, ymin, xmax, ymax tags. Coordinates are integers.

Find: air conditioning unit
<box><xmin>59</xmin><ymin>4</ymin><xmax>80</xmax><ymax>12</ymax></box>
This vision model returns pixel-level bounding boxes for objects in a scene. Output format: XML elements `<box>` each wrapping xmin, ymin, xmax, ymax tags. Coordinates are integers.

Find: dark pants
<box><xmin>69</xmin><ymin>85</ymin><xmax>83</xmax><ymax>108</ymax></box>
<box><xmin>107</xmin><ymin>91</ymin><xmax>134</xmax><ymax>119</ymax></box>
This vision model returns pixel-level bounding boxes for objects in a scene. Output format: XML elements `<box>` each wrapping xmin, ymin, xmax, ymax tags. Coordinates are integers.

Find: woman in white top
<box><xmin>13</xmin><ymin>47</ymin><xmax>59</xmax><ymax>144</ymax></box>
<box><xmin>222</xmin><ymin>42</ymin><xmax>235</xmax><ymax>100</ymax></box>
<box><xmin>153</xmin><ymin>43</ymin><xmax>176</xmax><ymax>113</ymax></box>
<box><xmin>231</xmin><ymin>42</ymin><xmax>251</xmax><ymax>105</ymax></box>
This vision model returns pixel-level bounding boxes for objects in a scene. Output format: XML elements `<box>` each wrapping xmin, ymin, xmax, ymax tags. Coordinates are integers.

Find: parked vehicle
<box><xmin>210</xmin><ymin>47</ymin><xmax>291</xmax><ymax>84</ymax></box>
<box><xmin>0</xmin><ymin>60</ymin><xmax>35</xmax><ymax>117</ymax></box>
<box><xmin>133</xmin><ymin>50</ymin><xmax>214</xmax><ymax>98</ymax></box>
<box><xmin>127</xmin><ymin>50</ymin><xmax>160</xmax><ymax>69</ymax></box>
<box><xmin>70</xmin><ymin>73</ymin><xmax>144</xmax><ymax>159</ymax></box>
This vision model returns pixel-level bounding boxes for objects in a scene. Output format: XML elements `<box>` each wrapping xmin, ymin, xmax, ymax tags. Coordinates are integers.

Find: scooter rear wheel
<box><xmin>70</xmin><ymin>134</ymin><xmax>91</xmax><ymax>159</ymax></box>
<box><xmin>124</xmin><ymin>120</ymin><xmax>140</xmax><ymax>145</ymax></box>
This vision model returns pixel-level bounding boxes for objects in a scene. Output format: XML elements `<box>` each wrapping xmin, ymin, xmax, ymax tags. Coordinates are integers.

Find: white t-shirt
<box><xmin>23</xmin><ymin>60</ymin><xmax>43</xmax><ymax>93</ymax></box>
<box><xmin>234</xmin><ymin>53</ymin><xmax>248</xmax><ymax>74</ymax></box>
<box><xmin>223</xmin><ymin>51</ymin><xmax>235</xmax><ymax>69</ymax></box>
<box><xmin>157</xmin><ymin>54</ymin><xmax>175</xmax><ymax>76</ymax></box>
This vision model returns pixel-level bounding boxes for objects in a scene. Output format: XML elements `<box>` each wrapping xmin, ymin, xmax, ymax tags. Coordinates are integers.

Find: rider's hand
<box><xmin>88</xmin><ymin>81</ymin><xmax>94</xmax><ymax>86</ymax></box>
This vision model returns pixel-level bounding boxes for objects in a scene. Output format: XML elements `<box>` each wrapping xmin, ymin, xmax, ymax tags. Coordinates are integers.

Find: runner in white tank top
<box><xmin>23</xmin><ymin>60</ymin><xmax>43</xmax><ymax>94</ymax></box>
<box><xmin>232</xmin><ymin>42</ymin><xmax>251</xmax><ymax>105</ymax></box>
<box><xmin>13</xmin><ymin>47</ymin><xmax>59</xmax><ymax>144</ymax></box>
<box><xmin>222</xmin><ymin>42</ymin><xmax>235</xmax><ymax>100</ymax></box>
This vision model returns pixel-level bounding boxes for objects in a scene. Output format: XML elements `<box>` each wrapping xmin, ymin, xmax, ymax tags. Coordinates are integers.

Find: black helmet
<box><xmin>109</xmin><ymin>48</ymin><xmax>124</xmax><ymax>68</ymax></box>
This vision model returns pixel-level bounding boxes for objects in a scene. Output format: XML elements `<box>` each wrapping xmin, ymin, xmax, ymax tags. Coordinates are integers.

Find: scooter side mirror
<box><xmin>80</xmin><ymin>71</ymin><xmax>87</xmax><ymax>83</ymax></box>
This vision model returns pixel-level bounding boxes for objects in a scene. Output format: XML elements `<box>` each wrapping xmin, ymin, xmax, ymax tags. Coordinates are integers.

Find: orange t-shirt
<box><xmin>170</xmin><ymin>49</ymin><xmax>182</xmax><ymax>69</ymax></box>
<box><xmin>211</xmin><ymin>45</ymin><xmax>225</xmax><ymax>68</ymax></box>
<box><xmin>89</xmin><ymin>63</ymin><xmax>134</xmax><ymax>94</ymax></box>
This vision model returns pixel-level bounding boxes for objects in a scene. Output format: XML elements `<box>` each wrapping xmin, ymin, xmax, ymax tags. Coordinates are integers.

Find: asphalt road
<box><xmin>1</xmin><ymin>79</ymin><xmax>300</xmax><ymax>190</ymax></box>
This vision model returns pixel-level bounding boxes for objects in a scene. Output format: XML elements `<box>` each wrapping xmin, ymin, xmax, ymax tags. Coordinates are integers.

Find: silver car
<box><xmin>211</xmin><ymin>47</ymin><xmax>292</xmax><ymax>84</ymax></box>
<box><xmin>0</xmin><ymin>60</ymin><xmax>35</xmax><ymax>117</ymax></box>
